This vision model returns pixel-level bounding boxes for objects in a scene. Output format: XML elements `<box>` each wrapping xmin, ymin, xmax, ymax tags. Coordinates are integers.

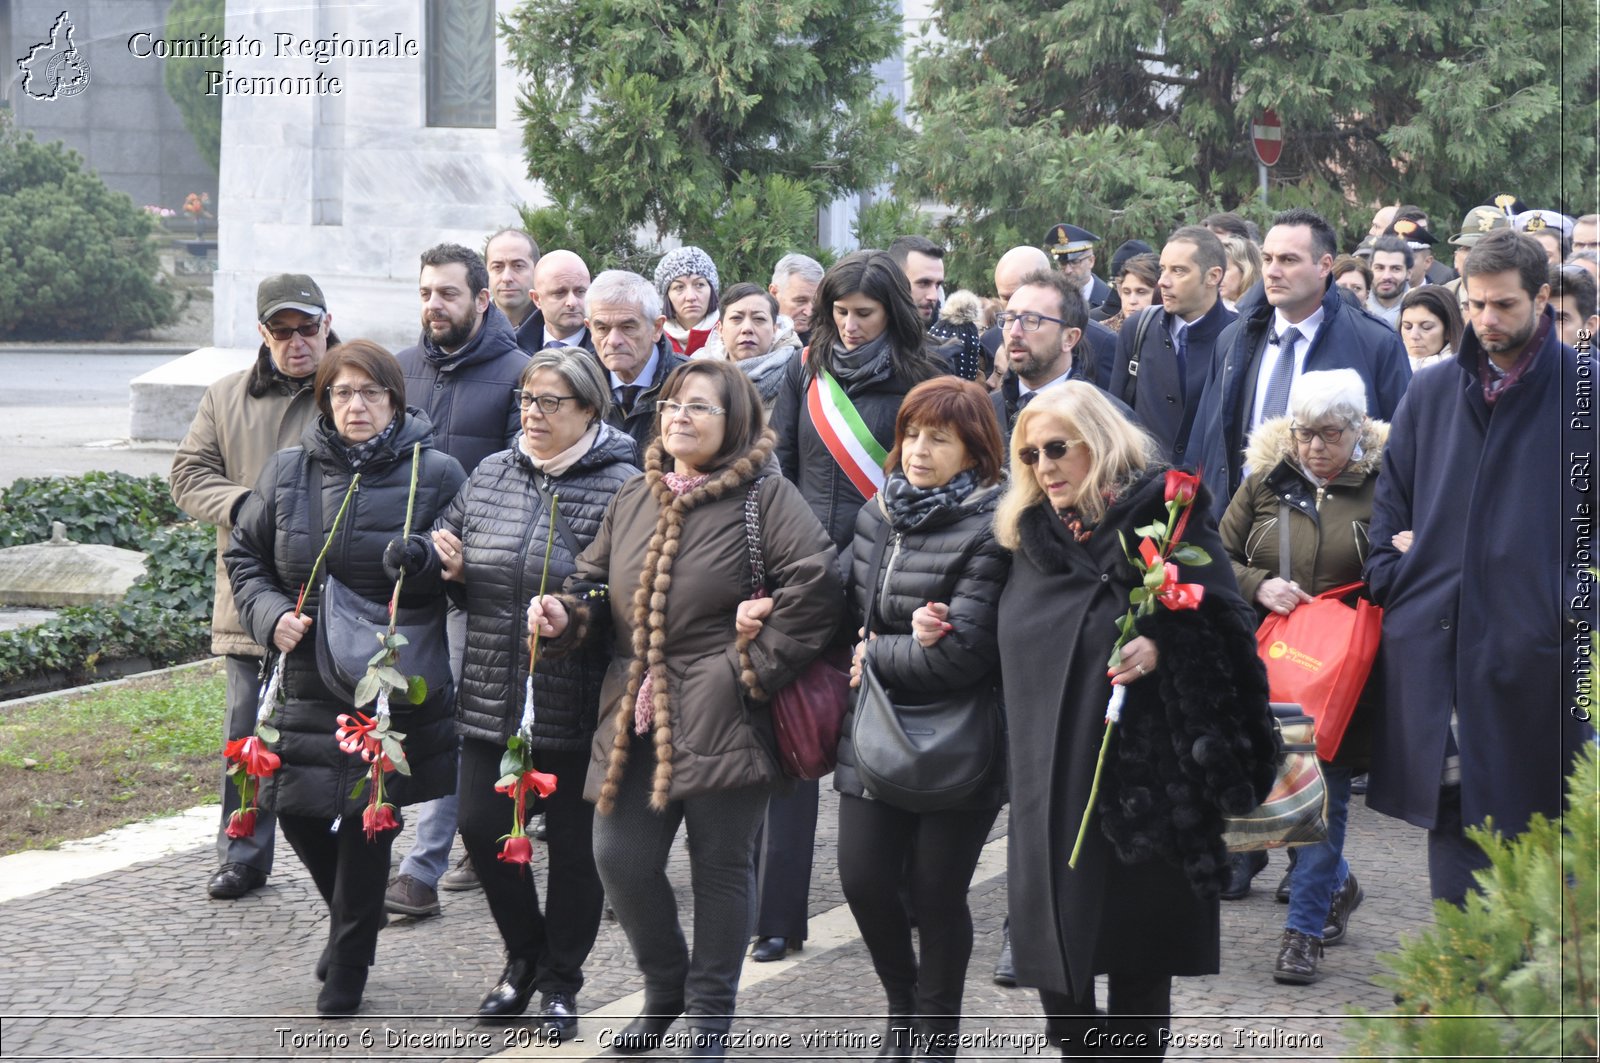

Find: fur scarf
<box><xmin>594</xmin><ymin>428</ymin><xmax>776</xmax><ymax>814</ymax></box>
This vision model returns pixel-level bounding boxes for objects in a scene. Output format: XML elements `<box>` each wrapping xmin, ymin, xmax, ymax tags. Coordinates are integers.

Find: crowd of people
<box><xmin>170</xmin><ymin>196</ymin><xmax>1597</xmax><ymax>1056</ymax></box>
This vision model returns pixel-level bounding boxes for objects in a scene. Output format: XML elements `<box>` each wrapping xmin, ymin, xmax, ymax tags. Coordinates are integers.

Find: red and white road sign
<box><xmin>1252</xmin><ymin>110</ymin><xmax>1283</xmax><ymax>167</ymax></box>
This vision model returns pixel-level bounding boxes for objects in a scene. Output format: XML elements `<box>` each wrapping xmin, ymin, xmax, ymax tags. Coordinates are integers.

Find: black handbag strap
<box><xmin>858</xmin><ymin>519</ymin><xmax>892</xmax><ymax>639</ymax></box>
<box><xmin>531</xmin><ymin>474</ymin><xmax>583</xmax><ymax>560</ymax></box>
<box><xmin>305</xmin><ymin>455</ymin><xmax>326</xmax><ymax>593</ymax></box>
<box><xmin>1278</xmin><ymin>501</ymin><xmax>1292</xmax><ymax>582</ymax></box>
<box><xmin>1120</xmin><ymin>306</ymin><xmax>1157</xmax><ymax>407</ymax></box>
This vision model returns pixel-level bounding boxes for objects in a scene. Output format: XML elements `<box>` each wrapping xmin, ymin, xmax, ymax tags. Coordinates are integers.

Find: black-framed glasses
<box><xmin>1017</xmin><ymin>438</ymin><xmax>1081</xmax><ymax>465</ymax></box>
<box><xmin>327</xmin><ymin>385</ymin><xmax>390</xmax><ymax>406</ymax></box>
<box><xmin>514</xmin><ymin>390</ymin><xmax>580</xmax><ymax>414</ymax></box>
<box><xmin>995</xmin><ymin>311</ymin><xmax>1067</xmax><ymax>332</ymax></box>
<box><xmin>1289</xmin><ymin>423</ymin><xmax>1352</xmax><ymax>445</ymax></box>
<box><xmin>658</xmin><ymin>400</ymin><xmax>726</xmax><ymax>419</ymax></box>
<box><xmin>264</xmin><ymin>317</ymin><xmax>324</xmax><ymax>341</ymax></box>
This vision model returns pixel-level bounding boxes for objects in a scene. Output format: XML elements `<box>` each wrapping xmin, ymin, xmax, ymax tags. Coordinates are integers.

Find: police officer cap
<box><xmin>1045</xmin><ymin>223</ymin><xmax>1099</xmax><ymax>262</ymax></box>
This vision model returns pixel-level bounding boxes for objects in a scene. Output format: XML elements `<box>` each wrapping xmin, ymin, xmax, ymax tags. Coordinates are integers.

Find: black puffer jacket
<box><xmin>441</xmin><ymin>423</ymin><xmax>640</xmax><ymax>748</ymax></box>
<box><xmin>225</xmin><ymin>410</ymin><xmax>468</xmax><ymax>819</ymax></box>
<box><xmin>836</xmin><ymin>482</ymin><xmax>1010</xmax><ymax>809</ymax></box>
<box><xmin>396</xmin><ymin>303</ymin><xmax>531</xmax><ymax>477</ymax></box>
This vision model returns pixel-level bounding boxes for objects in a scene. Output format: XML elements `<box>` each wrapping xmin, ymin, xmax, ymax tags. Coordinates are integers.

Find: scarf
<box><xmin>522</xmin><ymin>422</ymin><xmax>599</xmax><ymax>479</ymax></box>
<box><xmin>829</xmin><ymin>333</ymin><xmax>895</xmax><ymax>388</ymax></box>
<box><xmin>332</xmin><ymin>417</ymin><xmax>399</xmax><ymax>471</ymax></box>
<box><xmin>880</xmin><ymin>468</ymin><xmax>980</xmax><ymax>532</ymax></box>
<box><xmin>737</xmin><ymin>347</ymin><xmax>797</xmax><ymax>404</ymax></box>
<box><xmin>1478</xmin><ymin>316</ymin><xmax>1549</xmax><ymax>407</ymax></box>
<box><xmin>632</xmin><ymin>470</ymin><xmax>711</xmax><ymax>736</ymax></box>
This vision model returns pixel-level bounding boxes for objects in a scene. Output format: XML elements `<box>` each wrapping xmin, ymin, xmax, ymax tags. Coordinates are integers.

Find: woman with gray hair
<box><xmin>1219</xmin><ymin>367</ymin><xmax>1388</xmax><ymax>988</ymax></box>
<box><xmin>432</xmin><ymin>346</ymin><xmax>640</xmax><ymax>1030</ymax></box>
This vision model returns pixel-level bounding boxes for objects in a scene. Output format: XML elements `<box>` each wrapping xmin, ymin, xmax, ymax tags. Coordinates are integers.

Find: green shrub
<box><xmin>0</xmin><ymin>471</ymin><xmax>183</xmax><ymax>548</ymax></box>
<box><xmin>0</xmin><ymin>114</ymin><xmax>176</xmax><ymax>340</ymax></box>
<box><xmin>1347</xmin><ymin>743</ymin><xmax>1599</xmax><ymax>1059</ymax></box>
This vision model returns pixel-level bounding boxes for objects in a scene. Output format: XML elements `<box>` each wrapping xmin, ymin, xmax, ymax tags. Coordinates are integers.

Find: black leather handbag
<box><xmin>851</xmin><ymin>521</ymin><xmax>1000</xmax><ymax>812</ymax></box>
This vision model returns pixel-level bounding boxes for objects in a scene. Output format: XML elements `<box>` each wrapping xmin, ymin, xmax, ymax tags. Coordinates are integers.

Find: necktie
<box><xmin>1174</xmin><ymin>325</ymin><xmax>1190</xmax><ymax>390</ymax></box>
<box><xmin>1261</xmin><ymin>326</ymin><xmax>1300</xmax><ymax>420</ymax></box>
<box><xmin>1016</xmin><ymin>389</ymin><xmax>1037</xmax><ymax>412</ymax></box>
<box><xmin>618</xmin><ymin>385</ymin><xmax>642</xmax><ymax>415</ymax></box>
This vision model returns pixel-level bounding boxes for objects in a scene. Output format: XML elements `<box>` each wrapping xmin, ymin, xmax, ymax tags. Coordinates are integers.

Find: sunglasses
<box><xmin>264</xmin><ymin>318</ymin><xmax>324</xmax><ymax>341</ymax></box>
<box><xmin>1017</xmin><ymin>439</ymin><xmax>1081</xmax><ymax>465</ymax></box>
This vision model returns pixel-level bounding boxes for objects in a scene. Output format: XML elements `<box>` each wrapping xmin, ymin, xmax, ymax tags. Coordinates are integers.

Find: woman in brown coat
<box><xmin>1219</xmin><ymin>367</ymin><xmax>1388</xmax><ymax>987</ymax></box>
<box><xmin>528</xmin><ymin>360</ymin><xmax>841</xmax><ymax>1059</ymax></box>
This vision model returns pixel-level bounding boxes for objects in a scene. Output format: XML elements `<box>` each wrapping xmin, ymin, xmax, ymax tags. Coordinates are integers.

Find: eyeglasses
<box><xmin>328</xmin><ymin>385</ymin><xmax>390</xmax><ymax>406</ymax></box>
<box><xmin>264</xmin><ymin>317</ymin><xmax>324</xmax><ymax>341</ymax></box>
<box><xmin>995</xmin><ymin>311</ymin><xmax>1067</xmax><ymax>332</ymax></box>
<box><xmin>659</xmin><ymin>401</ymin><xmax>726</xmax><ymax>419</ymax></box>
<box><xmin>1017</xmin><ymin>439</ymin><xmax>1081</xmax><ymax>465</ymax></box>
<box><xmin>1289</xmin><ymin>423</ymin><xmax>1352</xmax><ymax>445</ymax></box>
<box><xmin>514</xmin><ymin>390</ymin><xmax>580</xmax><ymax>414</ymax></box>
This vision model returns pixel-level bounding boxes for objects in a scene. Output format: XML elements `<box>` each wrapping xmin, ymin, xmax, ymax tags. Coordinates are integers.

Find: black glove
<box><xmin>382</xmin><ymin>534</ymin><xmax>432</xmax><ymax>580</ymax></box>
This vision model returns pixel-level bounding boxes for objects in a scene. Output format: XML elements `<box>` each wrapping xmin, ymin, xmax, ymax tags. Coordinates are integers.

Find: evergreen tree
<box><xmin>902</xmin><ymin>0</ymin><xmax>1596</xmax><ymax>285</ymax></box>
<box><xmin>500</xmin><ymin>0</ymin><xmax>904</xmax><ymax>281</ymax></box>
<box><xmin>162</xmin><ymin>0</ymin><xmax>223</xmax><ymax>174</ymax></box>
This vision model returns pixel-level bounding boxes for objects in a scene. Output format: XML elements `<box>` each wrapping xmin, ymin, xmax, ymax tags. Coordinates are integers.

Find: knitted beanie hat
<box><xmin>654</xmin><ymin>246</ymin><xmax>721</xmax><ymax>315</ymax></box>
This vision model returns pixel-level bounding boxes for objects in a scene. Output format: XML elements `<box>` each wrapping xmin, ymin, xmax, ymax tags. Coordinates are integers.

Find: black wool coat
<box><xmin>226</xmin><ymin>411</ymin><xmax>467</xmax><ymax>819</ymax></box>
<box><xmin>998</xmin><ymin>472</ymin><xmax>1275</xmax><ymax>998</ymax></box>
<box><xmin>1364</xmin><ymin>312</ymin><xmax>1595</xmax><ymax>834</ymax></box>
<box><xmin>396</xmin><ymin>303</ymin><xmax>531</xmax><ymax>477</ymax></box>
<box><xmin>439</xmin><ymin>424</ymin><xmax>640</xmax><ymax>749</ymax></box>
<box><xmin>836</xmin><ymin>483</ymin><xmax>1011</xmax><ymax>808</ymax></box>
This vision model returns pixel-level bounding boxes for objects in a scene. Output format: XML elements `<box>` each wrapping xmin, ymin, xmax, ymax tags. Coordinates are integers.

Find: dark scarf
<box><xmin>829</xmin><ymin>334</ymin><xmax>895</xmax><ymax>388</ymax></box>
<box><xmin>1477</xmin><ymin>314</ymin><xmax>1550</xmax><ymax>406</ymax></box>
<box><xmin>267</xmin><ymin>363</ymin><xmax>314</xmax><ymax>390</ymax></box>
<box><xmin>332</xmin><ymin>417</ymin><xmax>399</xmax><ymax>471</ymax></box>
<box><xmin>880</xmin><ymin>468</ymin><xmax>980</xmax><ymax>531</ymax></box>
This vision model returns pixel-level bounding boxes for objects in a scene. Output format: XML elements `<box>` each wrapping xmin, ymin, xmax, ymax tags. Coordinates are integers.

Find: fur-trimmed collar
<box><xmin>1244</xmin><ymin>416</ymin><xmax>1389</xmax><ymax>485</ymax></box>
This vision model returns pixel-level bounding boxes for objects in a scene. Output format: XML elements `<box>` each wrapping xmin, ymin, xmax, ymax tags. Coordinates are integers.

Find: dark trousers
<box><xmin>457</xmin><ymin>737</ymin><xmax>603</xmax><ymax>994</ymax></box>
<box><xmin>752</xmin><ymin>778</ymin><xmax>819</xmax><ymax>940</ymax></box>
<box><xmin>837</xmin><ymin>793</ymin><xmax>999</xmax><ymax>1026</ymax></box>
<box><xmin>217</xmin><ymin>655</ymin><xmax>276</xmax><ymax>873</ymax></box>
<box><xmin>277</xmin><ymin>811</ymin><xmax>397</xmax><ymax>968</ymax></box>
<box><xmin>1427</xmin><ymin>784</ymin><xmax>1491</xmax><ymax>908</ymax></box>
<box><xmin>1041</xmin><ymin>973</ymin><xmax>1172</xmax><ymax>1059</ymax></box>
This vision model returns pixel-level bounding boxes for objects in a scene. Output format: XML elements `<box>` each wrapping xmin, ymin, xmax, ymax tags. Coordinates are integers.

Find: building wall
<box><xmin>3</xmin><ymin>0</ymin><xmax>218</xmax><ymax>213</ymax></box>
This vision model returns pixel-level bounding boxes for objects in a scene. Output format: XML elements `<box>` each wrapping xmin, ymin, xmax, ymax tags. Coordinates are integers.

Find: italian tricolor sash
<box><xmin>806</xmin><ymin>367</ymin><xmax>888</xmax><ymax>499</ymax></box>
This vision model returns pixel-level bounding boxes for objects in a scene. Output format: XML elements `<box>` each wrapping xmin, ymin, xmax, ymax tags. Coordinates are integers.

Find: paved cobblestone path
<box><xmin>1</xmin><ymin>785</ymin><xmax>1432</xmax><ymax>1061</ymax></box>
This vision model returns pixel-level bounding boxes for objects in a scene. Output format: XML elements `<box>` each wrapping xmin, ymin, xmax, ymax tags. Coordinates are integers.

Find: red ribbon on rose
<box><xmin>336</xmin><ymin>711</ymin><xmax>408</xmax><ymax>840</ymax></box>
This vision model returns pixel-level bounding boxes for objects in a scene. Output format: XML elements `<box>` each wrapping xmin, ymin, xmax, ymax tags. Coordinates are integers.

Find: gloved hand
<box><xmin>382</xmin><ymin>534</ymin><xmax>432</xmax><ymax>580</ymax></box>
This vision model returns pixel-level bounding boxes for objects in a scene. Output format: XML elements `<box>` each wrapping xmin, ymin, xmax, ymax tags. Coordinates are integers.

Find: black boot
<box><xmin>914</xmin><ymin>1019</ymin><xmax>959</xmax><ymax>1062</ymax></box>
<box><xmin>476</xmin><ymin>957</ymin><xmax>537</xmax><ymax>1018</ymax></box>
<box><xmin>611</xmin><ymin>1004</ymin><xmax>684</xmax><ymax>1054</ymax></box>
<box><xmin>685</xmin><ymin>1027</ymin><xmax>727</xmax><ymax>1059</ymax></box>
<box><xmin>316</xmin><ymin>962</ymin><xmax>367</xmax><ymax>1017</ymax></box>
<box><xmin>880</xmin><ymin>982</ymin><xmax>917</xmax><ymax>1060</ymax></box>
<box><xmin>993</xmin><ymin>918</ymin><xmax>1017</xmax><ymax>986</ymax></box>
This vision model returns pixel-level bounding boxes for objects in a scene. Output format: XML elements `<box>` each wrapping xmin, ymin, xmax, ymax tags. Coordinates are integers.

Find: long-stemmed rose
<box><xmin>1069</xmin><ymin>470</ymin><xmax>1209</xmax><ymax>868</ymax></box>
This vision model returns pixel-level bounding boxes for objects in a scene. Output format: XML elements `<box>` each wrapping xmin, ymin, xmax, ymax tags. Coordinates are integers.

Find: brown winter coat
<box><xmin>170</xmin><ymin>356</ymin><xmax>320</xmax><ymax>656</ymax></box>
<box><xmin>1219</xmin><ymin>415</ymin><xmax>1389</xmax><ymax>768</ymax></box>
<box><xmin>558</xmin><ymin>429</ymin><xmax>843</xmax><ymax>811</ymax></box>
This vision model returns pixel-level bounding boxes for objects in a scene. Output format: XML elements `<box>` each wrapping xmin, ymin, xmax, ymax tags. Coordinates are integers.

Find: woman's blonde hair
<box><xmin>994</xmin><ymin>382</ymin><xmax>1161</xmax><ymax>549</ymax></box>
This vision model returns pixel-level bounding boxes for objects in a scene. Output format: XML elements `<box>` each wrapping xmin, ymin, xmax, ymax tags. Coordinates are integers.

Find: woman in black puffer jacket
<box><xmin>837</xmin><ymin>378</ymin><xmax>1010</xmax><ymax>1061</ymax></box>
<box><xmin>432</xmin><ymin>348</ymin><xmax>639</xmax><ymax>1029</ymax></box>
<box><xmin>227</xmin><ymin>341</ymin><xmax>466</xmax><ymax>1016</ymax></box>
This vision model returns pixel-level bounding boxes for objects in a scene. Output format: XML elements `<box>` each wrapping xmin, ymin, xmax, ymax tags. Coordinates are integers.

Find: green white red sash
<box><xmin>806</xmin><ymin>367</ymin><xmax>888</xmax><ymax>499</ymax></box>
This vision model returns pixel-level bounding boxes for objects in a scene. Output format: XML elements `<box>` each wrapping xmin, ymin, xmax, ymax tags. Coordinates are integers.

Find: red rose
<box><xmin>498</xmin><ymin>835</ymin><xmax>534</xmax><ymax>865</ymax></box>
<box><xmin>224</xmin><ymin>735</ymin><xmax>282</xmax><ymax>777</ymax></box>
<box><xmin>1164</xmin><ymin>470</ymin><xmax>1201</xmax><ymax>505</ymax></box>
<box><xmin>362</xmin><ymin>801</ymin><xmax>399</xmax><ymax>841</ymax></box>
<box><xmin>225</xmin><ymin>809</ymin><xmax>257</xmax><ymax>839</ymax></box>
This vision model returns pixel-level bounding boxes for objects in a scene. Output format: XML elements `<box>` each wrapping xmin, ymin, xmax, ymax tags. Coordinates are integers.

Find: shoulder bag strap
<box><xmin>742</xmin><ymin>477</ymin><xmax>769</xmax><ymax>596</ymax></box>
<box><xmin>858</xmin><ymin>519</ymin><xmax>892</xmax><ymax>639</ymax></box>
<box><xmin>531</xmin><ymin>474</ymin><xmax>584</xmax><ymax>560</ymax></box>
<box><xmin>1122</xmin><ymin>307</ymin><xmax>1155</xmax><ymax>407</ymax></box>
<box><xmin>1278</xmin><ymin>501</ymin><xmax>1292</xmax><ymax>583</ymax></box>
<box><xmin>305</xmin><ymin>455</ymin><xmax>326</xmax><ymax>592</ymax></box>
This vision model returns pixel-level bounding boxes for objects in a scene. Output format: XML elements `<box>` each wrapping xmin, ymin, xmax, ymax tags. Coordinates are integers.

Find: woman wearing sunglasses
<box><xmin>990</xmin><ymin>381</ymin><xmax>1275</xmax><ymax>1057</ymax></box>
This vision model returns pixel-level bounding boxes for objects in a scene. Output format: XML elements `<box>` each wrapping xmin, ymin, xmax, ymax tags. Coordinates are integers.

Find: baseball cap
<box><xmin>257</xmin><ymin>274</ymin><xmax>327</xmax><ymax>322</ymax></box>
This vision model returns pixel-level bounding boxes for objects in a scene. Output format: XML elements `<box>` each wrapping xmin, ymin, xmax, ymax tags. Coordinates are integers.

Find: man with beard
<box><xmin>888</xmin><ymin>235</ymin><xmax>946</xmax><ymax>327</ymax></box>
<box><xmin>389</xmin><ymin>242</ymin><xmax>529</xmax><ymax>918</ymax></box>
<box><xmin>1365</xmin><ymin>236</ymin><xmax>1412</xmax><ymax>327</ymax></box>
<box><xmin>514</xmin><ymin>250</ymin><xmax>594</xmax><ymax>355</ymax></box>
<box><xmin>990</xmin><ymin>269</ymin><xmax>1090</xmax><ymax>445</ymax></box>
<box><xmin>1107</xmin><ymin>227</ymin><xmax>1236</xmax><ymax>463</ymax></box>
<box><xmin>769</xmin><ymin>253</ymin><xmax>824</xmax><ymax>346</ymax></box>
<box><xmin>983</xmin><ymin>245</ymin><xmax>1120</xmax><ymax>390</ymax></box>
<box><xmin>485</xmin><ymin>227</ymin><xmax>541</xmax><ymax>348</ymax></box>
<box><xmin>1365</xmin><ymin>228</ymin><xmax>1594</xmax><ymax>907</ymax></box>
<box><xmin>173</xmin><ymin>273</ymin><xmax>339</xmax><ymax>900</ymax></box>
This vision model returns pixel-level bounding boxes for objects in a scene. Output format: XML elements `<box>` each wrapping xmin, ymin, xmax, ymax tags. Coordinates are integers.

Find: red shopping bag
<box><xmin>1255</xmin><ymin>582</ymin><xmax>1381</xmax><ymax>761</ymax></box>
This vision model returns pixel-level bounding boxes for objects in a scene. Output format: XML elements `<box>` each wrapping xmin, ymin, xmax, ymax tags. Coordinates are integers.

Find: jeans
<box><xmin>1285</xmin><ymin>764</ymin><xmax>1353</xmax><ymax>938</ymax></box>
<box><xmin>397</xmin><ymin>606</ymin><xmax>466</xmax><ymax>887</ymax></box>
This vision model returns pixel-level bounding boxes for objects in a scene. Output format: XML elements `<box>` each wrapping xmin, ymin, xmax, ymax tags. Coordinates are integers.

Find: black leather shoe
<box><xmin>611</xmin><ymin>1008</ymin><xmax>682</xmax><ymax>1054</ymax></box>
<box><xmin>1321</xmin><ymin>871</ymin><xmax>1364</xmax><ymax>945</ymax></box>
<box><xmin>993</xmin><ymin>920</ymin><xmax>1016</xmax><ymax>986</ymax></box>
<box><xmin>207</xmin><ymin>863</ymin><xmax>267</xmax><ymax>899</ymax></box>
<box><xmin>1274</xmin><ymin>867</ymin><xmax>1293</xmax><ymax>903</ymax></box>
<box><xmin>317</xmin><ymin>962</ymin><xmax>368</xmax><ymax>1016</ymax></box>
<box><xmin>1219</xmin><ymin>850</ymin><xmax>1267</xmax><ymax>900</ymax></box>
<box><xmin>538</xmin><ymin>992</ymin><xmax>578</xmax><ymax>1040</ymax></box>
<box><xmin>1272</xmin><ymin>928</ymin><xmax>1323</xmax><ymax>985</ymax></box>
<box><xmin>685</xmin><ymin>1028</ymin><xmax>727</xmax><ymax>1059</ymax></box>
<box><xmin>477</xmin><ymin>958</ymin><xmax>537</xmax><ymax>1019</ymax></box>
<box><xmin>750</xmin><ymin>936</ymin><xmax>797</xmax><ymax>962</ymax></box>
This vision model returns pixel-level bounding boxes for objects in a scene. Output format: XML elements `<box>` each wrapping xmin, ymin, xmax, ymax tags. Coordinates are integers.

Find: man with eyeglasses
<box><xmin>171</xmin><ymin>273</ymin><xmax>340</xmax><ymax>900</ymax></box>
<box><xmin>585</xmin><ymin>268</ymin><xmax>682</xmax><ymax>462</ymax></box>
<box><xmin>989</xmin><ymin>269</ymin><xmax>1094</xmax><ymax>445</ymax></box>
<box><xmin>390</xmin><ymin>243</ymin><xmax>530</xmax><ymax>919</ymax></box>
